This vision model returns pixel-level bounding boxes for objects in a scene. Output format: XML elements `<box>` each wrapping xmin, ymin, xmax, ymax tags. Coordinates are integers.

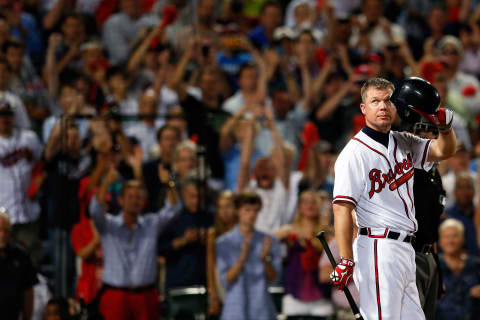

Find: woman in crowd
<box><xmin>436</xmin><ymin>218</ymin><xmax>480</xmax><ymax>320</ymax></box>
<box><xmin>275</xmin><ymin>190</ymin><xmax>334</xmax><ymax>319</ymax></box>
<box><xmin>206</xmin><ymin>191</ymin><xmax>237</xmax><ymax>318</ymax></box>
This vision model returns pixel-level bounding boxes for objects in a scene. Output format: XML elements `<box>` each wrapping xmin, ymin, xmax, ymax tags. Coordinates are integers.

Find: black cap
<box><xmin>391</xmin><ymin>77</ymin><xmax>440</xmax><ymax>125</ymax></box>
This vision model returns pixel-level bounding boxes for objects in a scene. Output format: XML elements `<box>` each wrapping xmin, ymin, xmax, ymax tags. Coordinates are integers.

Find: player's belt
<box><xmin>359</xmin><ymin>227</ymin><xmax>415</xmax><ymax>244</ymax></box>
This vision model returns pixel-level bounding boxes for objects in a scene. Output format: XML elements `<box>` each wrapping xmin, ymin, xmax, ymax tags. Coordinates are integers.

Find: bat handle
<box><xmin>316</xmin><ymin>231</ymin><xmax>364</xmax><ymax>320</ymax></box>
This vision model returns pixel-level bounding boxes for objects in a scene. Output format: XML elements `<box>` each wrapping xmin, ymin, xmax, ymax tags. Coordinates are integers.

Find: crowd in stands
<box><xmin>0</xmin><ymin>0</ymin><xmax>480</xmax><ymax>319</ymax></box>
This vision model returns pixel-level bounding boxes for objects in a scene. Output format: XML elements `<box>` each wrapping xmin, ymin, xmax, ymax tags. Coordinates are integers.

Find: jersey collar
<box><xmin>361</xmin><ymin>126</ymin><xmax>390</xmax><ymax>149</ymax></box>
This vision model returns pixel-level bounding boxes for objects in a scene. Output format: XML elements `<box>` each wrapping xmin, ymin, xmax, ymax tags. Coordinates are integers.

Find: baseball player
<box><xmin>330</xmin><ymin>78</ymin><xmax>456</xmax><ymax>319</ymax></box>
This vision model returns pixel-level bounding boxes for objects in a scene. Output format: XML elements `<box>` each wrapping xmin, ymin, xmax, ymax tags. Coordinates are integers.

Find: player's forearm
<box><xmin>333</xmin><ymin>205</ymin><xmax>354</xmax><ymax>259</ymax></box>
<box><xmin>430</xmin><ymin>129</ymin><xmax>456</xmax><ymax>161</ymax></box>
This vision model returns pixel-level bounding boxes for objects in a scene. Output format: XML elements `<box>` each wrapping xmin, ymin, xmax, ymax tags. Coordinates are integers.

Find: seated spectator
<box><xmin>90</xmin><ymin>172</ymin><xmax>179</xmax><ymax>320</ymax></box>
<box><xmin>459</xmin><ymin>23</ymin><xmax>480</xmax><ymax>78</ymax></box>
<box><xmin>445</xmin><ymin>172</ymin><xmax>479</xmax><ymax>256</ymax></box>
<box><xmin>206</xmin><ymin>191</ymin><xmax>237</xmax><ymax>317</ymax></box>
<box><xmin>237</xmin><ymin>106</ymin><xmax>292</xmax><ymax>234</ymax></box>
<box><xmin>275</xmin><ymin>190</ymin><xmax>335</xmax><ymax>319</ymax></box>
<box><xmin>0</xmin><ymin>101</ymin><xmax>43</xmax><ymax>265</ymax></box>
<box><xmin>436</xmin><ymin>219</ymin><xmax>480</xmax><ymax>320</ymax></box>
<box><xmin>216</xmin><ymin>191</ymin><xmax>282</xmax><ymax>320</ymax></box>
<box><xmin>102</xmin><ymin>0</ymin><xmax>160</xmax><ymax>64</ymax></box>
<box><xmin>0</xmin><ymin>208</ymin><xmax>38</xmax><ymax>320</ymax></box>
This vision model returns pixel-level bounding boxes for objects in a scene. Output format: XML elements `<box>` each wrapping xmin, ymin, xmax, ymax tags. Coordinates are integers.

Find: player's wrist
<box><xmin>340</xmin><ymin>257</ymin><xmax>355</xmax><ymax>267</ymax></box>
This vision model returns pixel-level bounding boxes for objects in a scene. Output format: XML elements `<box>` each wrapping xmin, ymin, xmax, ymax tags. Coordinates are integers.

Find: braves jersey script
<box><xmin>0</xmin><ymin>129</ymin><xmax>42</xmax><ymax>224</ymax></box>
<box><xmin>333</xmin><ymin>129</ymin><xmax>433</xmax><ymax>233</ymax></box>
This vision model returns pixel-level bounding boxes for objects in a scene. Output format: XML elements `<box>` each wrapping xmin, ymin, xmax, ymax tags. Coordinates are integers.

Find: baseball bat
<box><xmin>316</xmin><ymin>231</ymin><xmax>363</xmax><ymax>320</ymax></box>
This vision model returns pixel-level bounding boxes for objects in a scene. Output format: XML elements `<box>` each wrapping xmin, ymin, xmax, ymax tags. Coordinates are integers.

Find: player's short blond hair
<box><xmin>439</xmin><ymin>218</ymin><xmax>464</xmax><ymax>235</ymax></box>
<box><xmin>361</xmin><ymin>78</ymin><xmax>395</xmax><ymax>103</ymax></box>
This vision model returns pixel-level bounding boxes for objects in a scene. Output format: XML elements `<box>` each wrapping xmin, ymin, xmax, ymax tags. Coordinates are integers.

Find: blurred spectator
<box><xmin>206</xmin><ymin>191</ymin><xmax>237</xmax><ymax>318</ymax></box>
<box><xmin>350</xmin><ymin>0</ymin><xmax>406</xmax><ymax>53</ymax></box>
<box><xmin>237</xmin><ymin>107</ymin><xmax>291</xmax><ymax>234</ymax></box>
<box><xmin>438</xmin><ymin>35</ymin><xmax>480</xmax><ymax>116</ymax></box>
<box><xmin>157</xmin><ymin>178</ymin><xmax>213</xmax><ymax>288</ymax></box>
<box><xmin>42</xmin><ymin>81</ymin><xmax>94</xmax><ymax>142</ymax></box>
<box><xmin>436</xmin><ymin>219</ymin><xmax>480</xmax><ymax>320</ymax></box>
<box><xmin>42</xmin><ymin>297</ymin><xmax>70</xmax><ymax>320</ymax></box>
<box><xmin>90</xmin><ymin>177</ymin><xmax>180</xmax><ymax>320</ymax></box>
<box><xmin>275</xmin><ymin>190</ymin><xmax>334</xmax><ymax>319</ymax></box>
<box><xmin>220</xmin><ymin>108</ymin><xmax>262</xmax><ymax>191</ymax></box>
<box><xmin>172</xmin><ymin>42</ymin><xmax>231</xmax><ymax>182</ymax></box>
<box><xmin>102</xmin><ymin>0</ymin><xmax>160</xmax><ymax>64</ymax></box>
<box><xmin>0</xmin><ymin>100</ymin><xmax>43</xmax><ymax>265</ymax></box>
<box><xmin>105</xmin><ymin>65</ymin><xmax>138</xmax><ymax>123</ymax></box>
<box><xmin>445</xmin><ymin>172</ymin><xmax>479</xmax><ymax>256</ymax></box>
<box><xmin>142</xmin><ymin>125</ymin><xmax>182</xmax><ymax>212</ymax></box>
<box><xmin>441</xmin><ymin>143</ymin><xmax>476</xmax><ymax>206</ymax></box>
<box><xmin>459</xmin><ymin>23</ymin><xmax>480</xmax><ymax>78</ymax></box>
<box><xmin>44</xmin><ymin>119</ymin><xmax>85</xmax><ymax>296</ymax></box>
<box><xmin>0</xmin><ymin>0</ymin><xmax>44</xmax><ymax>67</ymax></box>
<box><xmin>51</xmin><ymin>13</ymin><xmax>87</xmax><ymax>74</ymax></box>
<box><xmin>125</xmin><ymin>89</ymin><xmax>162</xmax><ymax>161</ymax></box>
<box><xmin>0</xmin><ymin>57</ymin><xmax>32</xmax><ymax>129</ymax></box>
<box><xmin>216</xmin><ymin>191</ymin><xmax>282</xmax><ymax>320</ymax></box>
<box><xmin>249</xmin><ymin>1</ymin><xmax>283</xmax><ymax>50</ymax></box>
<box><xmin>298</xmin><ymin>140</ymin><xmax>334</xmax><ymax>197</ymax></box>
<box><xmin>0</xmin><ymin>208</ymin><xmax>38</xmax><ymax>320</ymax></box>
<box><xmin>285</xmin><ymin>0</ymin><xmax>318</xmax><ymax>30</ymax></box>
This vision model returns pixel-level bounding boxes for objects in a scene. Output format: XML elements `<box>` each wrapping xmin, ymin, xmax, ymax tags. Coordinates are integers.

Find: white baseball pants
<box><xmin>353</xmin><ymin>230</ymin><xmax>425</xmax><ymax>320</ymax></box>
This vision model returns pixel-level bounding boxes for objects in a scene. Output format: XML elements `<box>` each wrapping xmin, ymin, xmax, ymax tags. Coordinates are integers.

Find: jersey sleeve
<box><xmin>332</xmin><ymin>147</ymin><xmax>364</xmax><ymax>207</ymax></box>
<box><xmin>406</xmin><ymin>133</ymin><xmax>434</xmax><ymax>171</ymax></box>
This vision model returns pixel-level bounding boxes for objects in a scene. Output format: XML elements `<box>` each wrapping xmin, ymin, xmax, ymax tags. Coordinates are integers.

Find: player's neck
<box><xmin>362</xmin><ymin>126</ymin><xmax>390</xmax><ymax>148</ymax></box>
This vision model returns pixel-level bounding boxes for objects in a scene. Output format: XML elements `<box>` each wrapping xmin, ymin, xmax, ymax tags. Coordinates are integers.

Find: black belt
<box><xmin>359</xmin><ymin>227</ymin><xmax>415</xmax><ymax>244</ymax></box>
<box><xmin>103</xmin><ymin>283</ymin><xmax>156</xmax><ymax>293</ymax></box>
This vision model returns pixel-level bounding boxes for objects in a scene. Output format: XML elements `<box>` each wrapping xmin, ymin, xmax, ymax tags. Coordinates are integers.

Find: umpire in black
<box><xmin>391</xmin><ymin>77</ymin><xmax>448</xmax><ymax>319</ymax></box>
<box><xmin>411</xmin><ymin>118</ymin><xmax>446</xmax><ymax>319</ymax></box>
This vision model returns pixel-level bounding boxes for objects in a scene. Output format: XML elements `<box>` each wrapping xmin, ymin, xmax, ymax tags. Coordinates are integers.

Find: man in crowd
<box><xmin>89</xmin><ymin>169</ymin><xmax>180</xmax><ymax>319</ymax></box>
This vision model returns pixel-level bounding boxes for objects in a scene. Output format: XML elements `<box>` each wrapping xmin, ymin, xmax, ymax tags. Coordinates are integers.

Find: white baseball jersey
<box><xmin>0</xmin><ymin>129</ymin><xmax>43</xmax><ymax>224</ymax></box>
<box><xmin>333</xmin><ymin>129</ymin><xmax>433</xmax><ymax>233</ymax></box>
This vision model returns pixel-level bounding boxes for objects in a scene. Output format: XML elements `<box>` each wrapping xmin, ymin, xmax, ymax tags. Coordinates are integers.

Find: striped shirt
<box><xmin>90</xmin><ymin>196</ymin><xmax>180</xmax><ymax>287</ymax></box>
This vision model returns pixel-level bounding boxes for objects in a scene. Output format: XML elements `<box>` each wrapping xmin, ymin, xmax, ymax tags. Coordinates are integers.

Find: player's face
<box><xmin>237</xmin><ymin>204</ymin><xmax>260</xmax><ymax>230</ymax></box>
<box><xmin>119</xmin><ymin>186</ymin><xmax>144</xmax><ymax>216</ymax></box>
<box><xmin>439</xmin><ymin>226</ymin><xmax>464</xmax><ymax>254</ymax></box>
<box><xmin>360</xmin><ymin>87</ymin><xmax>395</xmax><ymax>133</ymax></box>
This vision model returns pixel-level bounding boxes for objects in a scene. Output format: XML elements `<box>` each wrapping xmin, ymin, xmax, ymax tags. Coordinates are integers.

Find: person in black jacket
<box><xmin>410</xmin><ymin>118</ymin><xmax>446</xmax><ymax>320</ymax></box>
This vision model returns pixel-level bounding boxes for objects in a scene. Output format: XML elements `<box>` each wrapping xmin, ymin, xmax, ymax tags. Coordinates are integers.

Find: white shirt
<box><xmin>447</xmin><ymin>71</ymin><xmax>480</xmax><ymax>115</ymax></box>
<box><xmin>349</xmin><ymin>16</ymin><xmax>406</xmax><ymax>53</ymax></box>
<box><xmin>0</xmin><ymin>129</ymin><xmax>43</xmax><ymax>224</ymax></box>
<box><xmin>125</xmin><ymin>122</ymin><xmax>162</xmax><ymax>161</ymax></box>
<box><xmin>249</xmin><ymin>178</ymin><xmax>289</xmax><ymax>234</ymax></box>
<box><xmin>333</xmin><ymin>130</ymin><xmax>433</xmax><ymax>233</ymax></box>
